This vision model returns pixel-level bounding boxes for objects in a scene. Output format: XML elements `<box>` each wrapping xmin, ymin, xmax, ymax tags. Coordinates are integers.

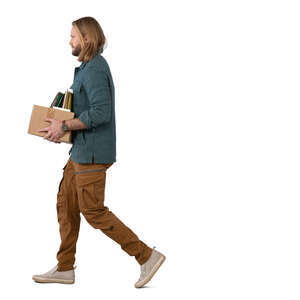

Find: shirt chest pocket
<box><xmin>72</xmin><ymin>81</ymin><xmax>83</xmax><ymax>99</ymax></box>
<box><xmin>72</xmin><ymin>81</ymin><xmax>89</xmax><ymax>111</ymax></box>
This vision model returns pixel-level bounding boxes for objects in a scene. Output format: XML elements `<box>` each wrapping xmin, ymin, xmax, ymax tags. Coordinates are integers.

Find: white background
<box><xmin>0</xmin><ymin>0</ymin><xmax>299</xmax><ymax>299</ymax></box>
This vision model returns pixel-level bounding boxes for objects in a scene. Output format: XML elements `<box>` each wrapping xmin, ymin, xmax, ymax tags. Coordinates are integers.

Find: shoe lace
<box><xmin>51</xmin><ymin>266</ymin><xmax>58</xmax><ymax>274</ymax></box>
<box><xmin>141</xmin><ymin>266</ymin><xmax>146</xmax><ymax>276</ymax></box>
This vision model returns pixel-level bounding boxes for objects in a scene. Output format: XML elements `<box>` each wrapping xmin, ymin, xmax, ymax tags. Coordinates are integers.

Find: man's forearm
<box><xmin>65</xmin><ymin>118</ymin><xmax>88</xmax><ymax>131</ymax></box>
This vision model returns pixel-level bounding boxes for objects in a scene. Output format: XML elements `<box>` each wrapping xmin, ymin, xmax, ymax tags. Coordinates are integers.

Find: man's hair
<box><xmin>72</xmin><ymin>16</ymin><xmax>106</xmax><ymax>62</ymax></box>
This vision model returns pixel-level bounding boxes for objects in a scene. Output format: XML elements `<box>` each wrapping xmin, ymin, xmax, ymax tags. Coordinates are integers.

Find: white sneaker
<box><xmin>135</xmin><ymin>246</ymin><xmax>166</xmax><ymax>288</ymax></box>
<box><xmin>32</xmin><ymin>265</ymin><xmax>76</xmax><ymax>284</ymax></box>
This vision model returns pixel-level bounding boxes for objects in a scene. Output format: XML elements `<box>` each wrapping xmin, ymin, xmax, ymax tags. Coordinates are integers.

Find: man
<box><xmin>32</xmin><ymin>17</ymin><xmax>166</xmax><ymax>288</ymax></box>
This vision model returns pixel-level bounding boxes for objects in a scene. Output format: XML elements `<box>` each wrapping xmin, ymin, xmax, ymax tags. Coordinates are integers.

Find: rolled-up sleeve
<box><xmin>78</xmin><ymin>67</ymin><xmax>112</xmax><ymax>130</ymax></box>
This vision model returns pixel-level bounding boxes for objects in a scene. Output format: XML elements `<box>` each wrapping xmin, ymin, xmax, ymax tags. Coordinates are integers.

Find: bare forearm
<box><xmin>65</xmin><ymin>118</ymin><xmax>88</xmax><ymax>131</ymax></box>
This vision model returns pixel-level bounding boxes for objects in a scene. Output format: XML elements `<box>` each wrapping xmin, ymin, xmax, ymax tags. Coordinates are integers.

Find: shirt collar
<box><xmin>79</xmin><ymin>61</ymin><xmax>87</xmax><ymax>70</ymax></box>
<box><xmin>77</xmin><ymin>53</ymin><xmax>98</xmax><ymax>71</ymax></box>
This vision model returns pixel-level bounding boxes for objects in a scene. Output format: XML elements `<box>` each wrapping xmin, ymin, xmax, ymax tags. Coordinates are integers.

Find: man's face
<box><xmin>69</xmin><ymin>25</ymin><xmax>84</xmax><ymax>57</ymax></box>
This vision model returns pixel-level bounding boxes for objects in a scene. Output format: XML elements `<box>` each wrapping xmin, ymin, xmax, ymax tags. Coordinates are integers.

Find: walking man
<box><xmin>32</xmin><ymin>16</ymin><xmax>166</xmax><ymax>288</ymax></box>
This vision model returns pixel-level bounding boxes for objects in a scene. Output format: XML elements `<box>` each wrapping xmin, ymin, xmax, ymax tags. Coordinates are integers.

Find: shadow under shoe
<box><xmin>32</xmin><ymin>265</ymin><xmax>76</xmax><ymax>284</ymax></box>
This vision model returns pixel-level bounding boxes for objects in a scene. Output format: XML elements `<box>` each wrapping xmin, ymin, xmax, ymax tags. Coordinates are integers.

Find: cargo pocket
<box><xmin>75</xmin><ymin>167</ymin><xmax>106</xmax><ymax>210</ymax></box>
<box><xmin>56</xmin><ymin>198</ymin><xmax>65</xmax><ymax>223</ymax></box>
<box><xmin>57</xmin><ymin>171</ymin><xmax>67</xmax><ymax>223</ymax></box>
<box><xmin>57</xmin><ymin>160</ymin><xmax>69</xmax><ymax>195</ymax></box>
<box><xmin>57</xmin><ymin>176</ymin><xmax>64</xmax><ymax>195</ymax></box>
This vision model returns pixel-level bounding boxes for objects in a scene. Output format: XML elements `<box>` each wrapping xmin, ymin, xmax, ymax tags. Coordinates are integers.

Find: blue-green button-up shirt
<box><xmin>68</xmin><ymin>54</ymin><xmax>116</xmax><ymax>164</ymax></box>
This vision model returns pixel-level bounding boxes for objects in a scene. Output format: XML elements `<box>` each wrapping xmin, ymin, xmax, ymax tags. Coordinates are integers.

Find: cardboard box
<box><xmin>28</xmin><ymin>104</ymin><xmax>74</xmax><ymax>144</ymax></box>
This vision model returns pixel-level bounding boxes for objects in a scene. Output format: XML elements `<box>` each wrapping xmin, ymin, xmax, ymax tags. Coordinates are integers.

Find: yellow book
<box><xmin>69</xmin><ymin>92</ymin><xmax>73</xmax><ymax>111</ymax></box>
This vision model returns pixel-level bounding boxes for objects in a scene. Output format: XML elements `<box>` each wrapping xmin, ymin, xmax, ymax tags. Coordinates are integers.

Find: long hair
<box><xmin>72</xmin><ymin>16</ymin><xmax>107</xmax><ymax>62</ymax></box>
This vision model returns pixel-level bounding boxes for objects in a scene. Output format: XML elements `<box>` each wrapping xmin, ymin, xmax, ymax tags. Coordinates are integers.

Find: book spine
<box><xmin>69</xmin><ymin>93</ymin><xmax>72</xmax><ymax>111</ymax></box>
<box><xmin>50</xmin><ymin>92</ymin><xmax>60</xmax><ymax>108</ymax></box>
<box><xmin>57</xmin><ymin>93</ymin><xmax>64</xmax><ymax>107</ymax></box>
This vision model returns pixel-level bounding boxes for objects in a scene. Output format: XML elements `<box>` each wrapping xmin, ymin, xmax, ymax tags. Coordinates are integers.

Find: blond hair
<box><xmin>72</xmin><ymin>16</ymin><xmax>107</xmax><ymax>62</ymax></box>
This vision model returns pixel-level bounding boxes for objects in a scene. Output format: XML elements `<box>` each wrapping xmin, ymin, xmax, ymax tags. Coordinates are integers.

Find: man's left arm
<box><xmin>66</xmin><ymin>68</ymin><xmax>111</xmax><ymax>131</ymax></box>
<box><xmin>38</xmin><ymin>67</ymin><xmax>111</xmax><ymax>142</ymax></box>
<box><xmin>77</xmin><ymin>67</ymin><xmax>112</xmax><ymax>130</ymax></box>
<box><xmin>37</xmin><ymin>117</ymin><xmax>87</xmax><ymax>143</ymax></box>
<box><xmin>65</xmin><ymin>118</ymin><xmax>87</xmax><ymax>130</ymax></box>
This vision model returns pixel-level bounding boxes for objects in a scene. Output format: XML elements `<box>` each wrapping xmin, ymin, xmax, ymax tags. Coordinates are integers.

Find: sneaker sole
<box><xmin>32</xmin><ymin>276</ymin><xmax>74</xmax><ymax>284</ymax></box>
<box><xmin>135</xmin><ymin>254</ymin><xmax>166</xmax><ymax>288</ymax></box>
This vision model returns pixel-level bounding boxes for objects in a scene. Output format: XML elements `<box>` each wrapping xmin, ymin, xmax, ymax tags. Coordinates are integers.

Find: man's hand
<box><xmin>37</xmin><ymin>118</ymin><xmax>65</xmax><ymax>143</ymax></box>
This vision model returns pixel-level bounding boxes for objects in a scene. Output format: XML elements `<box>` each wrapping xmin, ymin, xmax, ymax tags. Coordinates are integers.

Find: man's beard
<box><xmin>72</xmin><ymin>45</ymin><xmax>81</xmax><ymax>56</ymax></box>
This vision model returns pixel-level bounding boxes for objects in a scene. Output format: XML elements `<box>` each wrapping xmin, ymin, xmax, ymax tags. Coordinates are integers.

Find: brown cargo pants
<box><xmin>56</xmin><ymin>157</ymin><xmax>153</xmax><ymax>271</ymax></box>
